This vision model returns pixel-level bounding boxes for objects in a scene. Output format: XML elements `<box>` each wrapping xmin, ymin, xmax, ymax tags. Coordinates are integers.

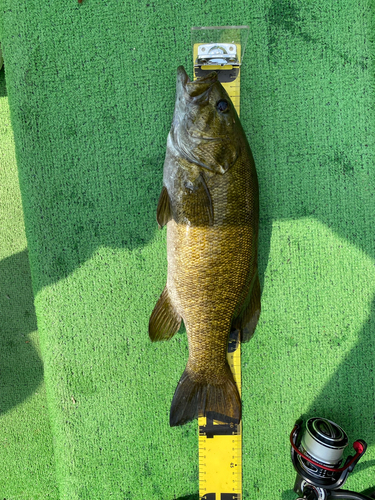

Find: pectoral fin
<box><xmin>182</xmin><ymin>173</ymin><xmax>213</xmax><ymax>226</ymax></box>
<box><xmin>149</xmin><ymin>286</ymin><xmax>182</xmax><ymax>341</ymax></box>
<box><xmin>232</xmin><ymin>270</ymin><xmax>261</xmax><ymax>342</ymax></box>
<box><xmin>156</xmin><ymin>186</ymin><xmax>172</xmax><ymax>228</ymax></box>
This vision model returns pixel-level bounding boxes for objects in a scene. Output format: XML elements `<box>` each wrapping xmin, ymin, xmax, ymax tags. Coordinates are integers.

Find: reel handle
<box><xmin>328</xmin><ymin>491</ymin><xmax>375</xmax><ymax>499</ymax></box>
<box><xmin>296</xmin><ymin>488</ymin><xmax>374</xmax><ymax>500</ymax></box>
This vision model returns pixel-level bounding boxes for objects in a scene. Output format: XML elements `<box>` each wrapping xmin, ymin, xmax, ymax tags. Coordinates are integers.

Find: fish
<box><xmin>149</xmin><ymin>66</ymin><xmax>260</xmax><ymax>427</ymax></box>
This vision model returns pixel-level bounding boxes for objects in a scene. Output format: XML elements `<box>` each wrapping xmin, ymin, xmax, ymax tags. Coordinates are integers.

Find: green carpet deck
<box><xmin>1</xmin><ymin>1</ymin><xmax>375</xmax><ymax>499</ymax></box>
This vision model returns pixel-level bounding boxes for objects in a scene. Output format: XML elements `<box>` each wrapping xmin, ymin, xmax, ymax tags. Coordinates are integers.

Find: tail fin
<box><xmin>169</xmin><ymin>365</ymin><xmax>241</xmax><ymax>427</ymax></box>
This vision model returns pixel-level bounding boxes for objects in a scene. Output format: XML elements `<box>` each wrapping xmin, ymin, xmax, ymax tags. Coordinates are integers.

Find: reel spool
<box><xmin>290</xmin><ymin>417</ymin><xmax>368</xmax><ymax>499</ymax></box>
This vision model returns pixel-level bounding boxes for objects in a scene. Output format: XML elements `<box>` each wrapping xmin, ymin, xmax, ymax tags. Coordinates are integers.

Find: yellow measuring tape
<box><xmin>193</xmin><ymin>41</ymin><xmax>243</xmax><ymax>500</ymax></box>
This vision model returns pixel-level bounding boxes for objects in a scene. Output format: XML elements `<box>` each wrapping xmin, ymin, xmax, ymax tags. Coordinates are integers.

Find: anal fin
<box><xmin>149</xmin><ymin>286</ymin><xmax>182</xmax><ymax>341</ymax></box>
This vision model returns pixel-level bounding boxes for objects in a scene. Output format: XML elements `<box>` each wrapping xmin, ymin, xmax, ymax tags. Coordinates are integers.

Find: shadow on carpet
<box><xmin>0</xmin><ymin>249</ymin><xmax>42</xmax><ymax>414</ymax></box>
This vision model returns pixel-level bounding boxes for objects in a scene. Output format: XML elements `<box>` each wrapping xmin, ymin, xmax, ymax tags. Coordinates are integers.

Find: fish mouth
<box><xmin>177</xmin><ymin>65</ymin><xmax>191</xmax><ymax>86</ymax></box>
<box><xmin>176</xmin><ymin>65</ymin><xmax>218</xmax><ymax>97</ymax></box>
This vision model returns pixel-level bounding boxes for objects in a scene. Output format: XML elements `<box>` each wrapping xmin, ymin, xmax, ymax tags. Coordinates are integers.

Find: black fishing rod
<box><xmin>290</xmin><ymin>417</ymin><xmax>375</xmax><ymax>500</ymax></box>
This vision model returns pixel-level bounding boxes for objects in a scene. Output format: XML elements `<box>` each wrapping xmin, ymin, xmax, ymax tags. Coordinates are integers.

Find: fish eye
<box><xmin>216</xmin><ymin>99</ymin><xmax>229</xmax><ymax>113</ymax></box>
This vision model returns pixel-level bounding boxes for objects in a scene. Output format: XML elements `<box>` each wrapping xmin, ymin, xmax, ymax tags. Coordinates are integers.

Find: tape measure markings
<box><xmin>193</xmin><ymin>42</ymin><xmax>243</xmax><ymax>500</ymax></box>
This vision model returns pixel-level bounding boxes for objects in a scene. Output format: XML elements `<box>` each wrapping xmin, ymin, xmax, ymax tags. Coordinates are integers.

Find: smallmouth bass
<box><xmin>149</xmin><ymin>66</ymin><xmax>260</xmax><ymax>427</ymax></box>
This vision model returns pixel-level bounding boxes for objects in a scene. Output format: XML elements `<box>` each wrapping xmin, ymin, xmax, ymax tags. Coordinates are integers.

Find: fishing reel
<box><xmin>290</xmin><ymin>417</ymin><xmax>374</xmax><ymax>500</ymax></box>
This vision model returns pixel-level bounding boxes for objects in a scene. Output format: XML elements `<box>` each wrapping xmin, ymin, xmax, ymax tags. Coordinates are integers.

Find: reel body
<box><xmin>290</xmin><ymin>417</ymin><xmax>371</xmax><ymax>500</ymax></box>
